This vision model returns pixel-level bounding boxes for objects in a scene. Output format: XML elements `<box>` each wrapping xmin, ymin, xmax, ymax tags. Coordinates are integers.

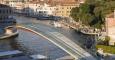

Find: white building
<box><xmin>8</xmin><ymin>2</ymin><xmax>24</xmax><ymax>10</ymax></box>
<box><xmin>6</xmin><ymin>1</ymin><xmax>25</xmax><ymax>13</ymax></box>
<box><xmin>24</xmin><ymin>2</ymin><xmax>56</xmax><ymax>16</ymax></box>
<box><xmin>36</xmin><ymin>3</ymin><xmax>56</xmax><ymax>16</ymax></box>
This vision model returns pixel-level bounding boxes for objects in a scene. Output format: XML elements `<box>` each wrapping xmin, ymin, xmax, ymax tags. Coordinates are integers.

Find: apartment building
<box><xmin>5</xmin><ymin>0</ymin><xmax>85</xmax><ymax>17</ymax></box>
<box><xmin>35</xmin><ymin>3</ymin><xmax>56</xmax><ymax>16</ymax></box>
<box><xmin>23</xmin><ymin>1</ymin><xmax>56</xmax><ymax>16</ymax></box>
<box><xmin>9</xmin><ymin>2</ymin><xmax>24</xmax><ymax>9</ymax></box>
<box><xmin>16</xmin><ymin>0</ymin><xmax>83</xmax><ymax>17</ymax></box>
<box><xmin>54</xmin><ymin>3</ymin><xmax>79</xmax><ymax>18</ymax></box>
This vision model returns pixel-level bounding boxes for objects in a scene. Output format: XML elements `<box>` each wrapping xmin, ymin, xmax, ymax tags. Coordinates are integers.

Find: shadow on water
<box><xmin>8</xmin><ymin>35</ymin><xmax>32</xmax><ymax>55</ymax></box>
<box><xmin>0</xmin><ymin>35</ymin><xmax>18</xmax><ymax>52</ymax></box>
<box><xmin>0</xmin><ymin>34</ymin><xmax>29</xmax><ymax>53</ymax></box>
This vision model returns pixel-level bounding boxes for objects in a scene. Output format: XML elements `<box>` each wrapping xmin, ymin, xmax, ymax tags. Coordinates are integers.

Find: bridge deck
<box><xmin>17</xmin><ymin>23</ymin><xmax>97</xmax><ymax>60</ymax></box>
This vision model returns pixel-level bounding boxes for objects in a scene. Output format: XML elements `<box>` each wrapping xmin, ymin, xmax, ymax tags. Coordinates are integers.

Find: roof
<box><xmin>48</xmin><ymin>0</ymin><xmax>78</xmax><ymax>6</ymax></box>
<box><xmin>28</xmin><ymin>0</ymin><xmax>78</xmax><ymax>6</ymax></box>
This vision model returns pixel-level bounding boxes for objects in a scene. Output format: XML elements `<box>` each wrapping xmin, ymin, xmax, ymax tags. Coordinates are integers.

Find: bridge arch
<box><xmin>16</xmin><ymin>26</ymin><xmax>78</xmax><ymax>59</ymax></box>
<box><xmin>16</xmin><ymin>25</ymin><xmax>97</xmax><ymax>60</ymax></box>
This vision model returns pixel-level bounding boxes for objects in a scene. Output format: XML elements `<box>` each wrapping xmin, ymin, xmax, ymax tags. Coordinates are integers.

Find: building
<box><xmin>7</xmin><ymin>1</ymin><xmax>25</xmax><ymax>14</ymax></box>
<box><xmin>35</xmin><ymin>3</ymin><xmax>56</xmax><ymax>16</ymax></box>
<box><xmin>5</xmin><ymin>0</ymin><xmax>85</xmax><ymax>18</ymax></box>
<box><xmin>54</xmin><ymin>3</ymin><xmax>79</xmax><ymax>18</ymax></box>
<box><xmin>3</xmin><ymin>0</ymin><xmax>32</xmax><ymax>13</ymax></box>
<box><xmin>0</xmin><ymin>0</ymin><xmax>4</xmax><ymax>4</ymax></box>
<box><xmin>0</xmin><ymin>4</ymin><xmax>16</xmax><ymax>35</ymax></box>
<box><xmin>22</xmin><ymin>0</ymin><xmax>56</xmax><ymax>16</ymax></box>
<box><xmin>8</xmin><ymin>2</ymin><xmax>24</xmax><ymax>10</ymax></box>
<box><xmin>78</xmin><ymin>0</ymin><xmax>86</xmax><ymax>3</ymax></box>
<box><xmin>105</xmin><ymin>10</ymin><xmax>115</xmax><ymax>45</ymax></box>
<box><xmin>5</xmin><ymin>0</ymin><xmax>85</xmax><ymax>17</ymax></box>
<box><xmin>47</xmin><ymin>0</ymin><xmax>82</xmax><ymax>18</ymax></box>
<box><xmin>8</xmin><ymin>0</ymin><xmax>84</xmax><ymax>17</ymax></box>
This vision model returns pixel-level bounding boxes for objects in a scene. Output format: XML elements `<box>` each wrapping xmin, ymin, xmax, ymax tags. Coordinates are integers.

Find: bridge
<box><xmin>16</xmin><ymin>23</ymin><xmax>97</xmax><ymax>60</ymax></box>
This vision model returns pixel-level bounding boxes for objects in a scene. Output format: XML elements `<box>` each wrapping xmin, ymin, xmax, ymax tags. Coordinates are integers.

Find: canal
<box><xmin>0</xmin><ymin>28</ymin><xmax>70</xmax><ymax>59</ymax></box>
<box><xmin>0</xmin><ymin>15</ymin><xmax>96</xmax><ymax>60</ymax></box>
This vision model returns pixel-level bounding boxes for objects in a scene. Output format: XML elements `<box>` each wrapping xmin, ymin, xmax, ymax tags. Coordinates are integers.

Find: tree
<box><xmin>70</xmin><ymin>3</ymin><xmax>95</xmax><ymax>25</ymax></box>
<box><xmin>70</xmin><ymin>7</ymin><xmax>79</xmax><ymax>22</ymax></box>
<box><xmin>70</xmin><ymin>0</ymin><xmax>115</xmax><ymax>29</ymax></box>
<box><xmin>104</xmin><ymin>36</ymin><xmax>110</xmax><ymax>46</ymax></box>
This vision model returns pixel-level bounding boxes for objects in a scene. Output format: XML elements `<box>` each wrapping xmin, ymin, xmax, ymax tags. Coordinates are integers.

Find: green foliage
<box><xmin>97</xmin><ymin>36</ymin><xmax>110</xmax><ymax>45</ymax></box>
<box><xmin>70</xmin><ymin>7</ymin><xmax>79</xmax><ymax>22</ymax></box>
<box><xmin>70</xmin><ymin>0</ymin><xmax>115</xmax><ymax>29</ymax></box>
<box><xmin>96</xmin><ymin>45</ymin><xmax>115</xmax><ymax>54</ymax></box>
<box><xmin>105</xmin><ymin>36</ymin><xmax>110</xmax><ymax>41</ymax></box>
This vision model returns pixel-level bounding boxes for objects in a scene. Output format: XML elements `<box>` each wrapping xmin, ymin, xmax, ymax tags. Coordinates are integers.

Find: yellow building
<box><xmin>54</xmin><ymin>3</ymin><xmax>79</xmax><ymax>17</ymax></box>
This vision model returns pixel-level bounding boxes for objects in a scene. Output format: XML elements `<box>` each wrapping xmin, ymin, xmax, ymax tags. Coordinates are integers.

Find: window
<box><xmin>0</xmin><ymin>10</ymin><xmax>1</xmax><ymax>13</ymax></box>
<box><xmin>67</xmin><ymin>7</ymin><xmax>69</xmax><ymax>9</ymax></box>
<box><xmin>2</xmin><ymin>10</ymin><xmax>5</xmax><ymax>13</ymax></box>
<box><xmin>67</xmin><ymin>11</ymin><xmax>69</xmax><ymax>13</ymax></box>
<box><xmin>70</xmin><ymin>7</ymin><xmax>71</xmax><ymax>9</ymax></box>
<box><xmin>56</xmin><ymin>8</ymin><xmax>58</xmax><ymax>10</ymax></box>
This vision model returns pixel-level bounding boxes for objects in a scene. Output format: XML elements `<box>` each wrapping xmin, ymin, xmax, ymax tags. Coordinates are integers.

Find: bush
<box><xmin>104</xmin><ymin>36</ymin><xmax>110</xmax><ymax>46</ymax></box>
<box><xmin>96</xmin><ymin>45</ymin><xmax>115</xmax><ymax>54</ymax></box>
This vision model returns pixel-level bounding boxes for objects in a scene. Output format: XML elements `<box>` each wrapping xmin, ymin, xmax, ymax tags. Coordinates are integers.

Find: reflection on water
<box><xmin>0</xmin><ymin>37</ymin><xmax>16</xmax><ymax>52</ymax></box>
<box><xmin>0</xmin><ymin>28</ymin><xmax>69</xmax><ymax>59</ymax></box>
<box><xmin>0</xmin><ymin>39</ymin><xmax>13</xmax><ymax>52</ymax></box>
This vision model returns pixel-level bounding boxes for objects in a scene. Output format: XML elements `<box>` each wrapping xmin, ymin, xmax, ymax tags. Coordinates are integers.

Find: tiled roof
<box><xmin>28</xmin><ymin>0</ymin><xmax>78</xmax><ymax>6</ymax></box>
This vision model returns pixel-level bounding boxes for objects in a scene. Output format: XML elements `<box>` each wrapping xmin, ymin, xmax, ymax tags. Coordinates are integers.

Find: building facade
<box><xmin>54</xmin><ymin>3</ymin><xmax>79</xmax><ymax>18</ymax></box>
<box><xmin>0</xmin><ymin>4</ymin><xmax>16</xmax><ymax>35</ymax></box>
<box><xmin>105</xmin><ymin>10</ymin><xmax>115</xmax><ymax>45</ymax></box>
<box><xmin>5</xmin><ymin>0</ymin><xmax>85</xmax><ymax>18</ymax></box>
<box><xmin>6</xmin><ymin>0</ymin><xmax>83</xmax><ymax>18</ymax></box>
<box><xmin>22</xmin><ymin>2</ymin><xmax>56</xmax><ymax>16</ymax></box>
